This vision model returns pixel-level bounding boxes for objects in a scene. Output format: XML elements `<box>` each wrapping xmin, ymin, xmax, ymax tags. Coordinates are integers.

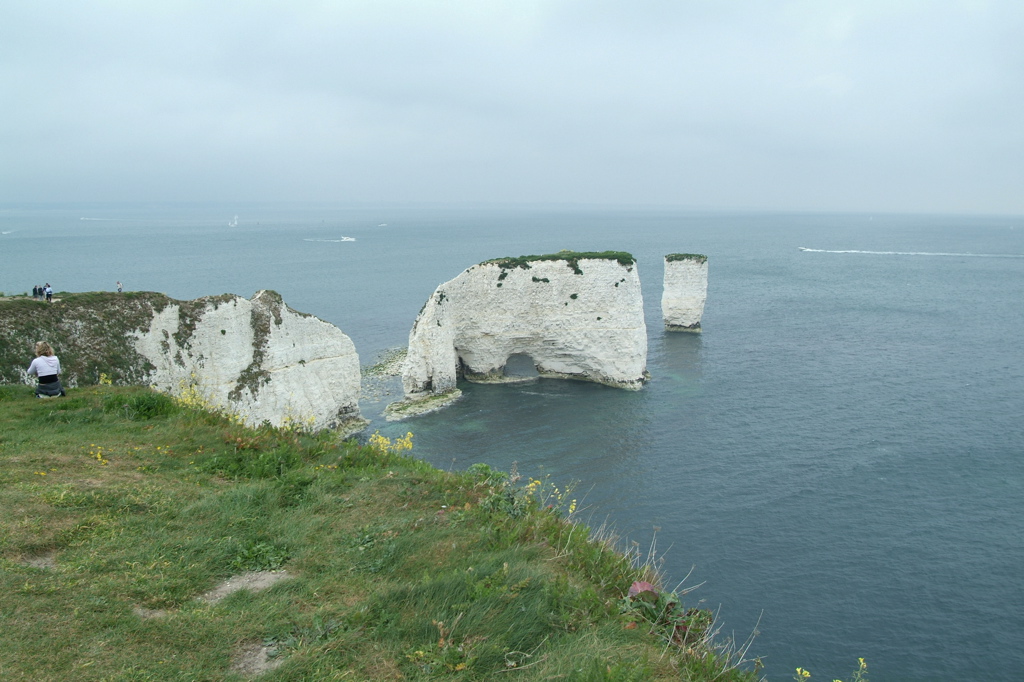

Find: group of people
<box><xmin>31</xmin><ymin>284</ymin><xmax>53</xmax><ymax>302</ymax></box>
<box><xmin>28</xmin><ymin>341</ymin><xmax>65</xmax><ymax>398</ymax></box>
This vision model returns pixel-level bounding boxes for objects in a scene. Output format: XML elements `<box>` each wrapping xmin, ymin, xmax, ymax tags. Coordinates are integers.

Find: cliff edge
<box><xmin>0</xmin><ymin>291</ymin><xmax>365</xmax><ymax>431</ymax></box>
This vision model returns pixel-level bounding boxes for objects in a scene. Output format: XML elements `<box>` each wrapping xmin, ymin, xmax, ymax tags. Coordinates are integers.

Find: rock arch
<box><xmin>389</xmin><ymin>252</ymin><xmax>648</xmax><ymax>418</ymax></box>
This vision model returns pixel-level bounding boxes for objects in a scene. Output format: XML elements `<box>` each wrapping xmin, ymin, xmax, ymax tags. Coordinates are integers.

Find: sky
<box><xmin>1</xmin><ymin>1</ymin><xmax>1022</xmax><ymax>214</ymax></box>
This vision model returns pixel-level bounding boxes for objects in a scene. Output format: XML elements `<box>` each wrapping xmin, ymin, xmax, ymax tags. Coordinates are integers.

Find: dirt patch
<box><xmin>199</xmin><ymin>570</ymin><xmax>292</xmax><ymax>603</ymax></box>
<box><xmin>23</xmin><ymin>551</ymin><xmax>57</xmax><ymax>569</ymax></box>
<box><xmin>132</xmin><ymin>607</ymin><xmax>168</xmax><ymax>619</ymax></box>
<box><xmin>231</xmin><ymin>642</ymin><xmax>284</xmax><ymax>676</ymax></box>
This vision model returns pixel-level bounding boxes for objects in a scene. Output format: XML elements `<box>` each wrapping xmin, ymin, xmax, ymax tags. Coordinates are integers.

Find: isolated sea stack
<box><xmin>388</xmin><ymin>251</ymin><xmax>648</xmax><ymax>420</ymax></box>
<box><xmin>662</xmin><ymin>253</ymin><xmax>708</xmax><ymax>332</ymax></box>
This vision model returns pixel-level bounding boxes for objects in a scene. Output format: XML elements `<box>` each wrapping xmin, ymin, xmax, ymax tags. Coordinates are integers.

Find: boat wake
<box><xmin>798</xmin><ymin>247</ymin><xmax>1024</xmax><ymax>258</ymax></box>
<box><xmin>304</xmin><ymin>237</ymin><xmax>356</xmax><ymax>243</ymax></box>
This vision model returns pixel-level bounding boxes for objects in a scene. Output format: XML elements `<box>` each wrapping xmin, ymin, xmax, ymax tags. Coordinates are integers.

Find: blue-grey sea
<box><xmin>2</xmin><ymin>204</ymin><xmax>1023</xmax><ymax>681</ymax></box>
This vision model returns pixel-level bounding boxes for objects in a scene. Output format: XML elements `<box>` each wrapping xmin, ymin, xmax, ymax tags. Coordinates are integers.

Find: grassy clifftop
<box><xmin>664</xmin><ymin>254</ymin><xmax>707</xmax><ymax>264</ymax></box>
<box><xmin>0</xmin><ymin>384</ymin><xmax>761</xmax><ymax>681</ymax></box>
<box><xmin>0</xmin><ymin>291</ymin><xmax>251</xmax><ymax>388</ymax></box>
<box><xmin>0</xmin><ymin>292</ymin><xmax>174</xmax><ymax>386</ymax></box>
<box><xmin>484</xmin><ymin>251</ymin><xmax>636</xmax><ymax>274</ymax></box>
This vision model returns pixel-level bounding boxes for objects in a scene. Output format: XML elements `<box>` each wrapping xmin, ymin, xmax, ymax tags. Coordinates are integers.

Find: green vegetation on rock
<box><xmin>665</xmin><ymin>253</ymin><xmax>708</xmax><ymax>263</ymax></box>
<box><xmin>485</xmin><ymin>250</ymin><xmax>636</xmax><ymax>275</ymax></box>
<box><xmin>0</xmin><ymin>384</ymin><xmax>762</xmax><ymax>680</ymax></box>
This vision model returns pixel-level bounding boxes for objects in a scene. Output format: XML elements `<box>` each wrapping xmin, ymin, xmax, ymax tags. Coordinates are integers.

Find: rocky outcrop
<box><xmin>136</xmin><ymin>290</ymin><xmax>365</xmax><ymax>431</ymax></box>
<box><xmin>0</xmin><ymin>290</ymin><xmax>365</xmax><ymax>432</ymax></box>
<box><xmin>390</xmin><ymin>251</ymin><xmax>647</xmax><ymax>418</ymax></box>
<box><xmin>662</xmin><ymin>254</ymin><xmax>708</xmax><ymax>332</ymax></box>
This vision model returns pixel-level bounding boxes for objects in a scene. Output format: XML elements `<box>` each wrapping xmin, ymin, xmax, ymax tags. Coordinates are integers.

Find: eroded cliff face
<box><xmin>395</xmin><ymin>253</ymin><xmax>647</xmax><ymax>415</ymax></box>
<box><xmin>0</xmin><ymin>290</ymin><xmax>364</xmax><ymax>431</ymax></box>
<box><xmin>662</xmin><ymin>255</ymin><xmax>708</xmax><ymax>332</ymax></box>
<box><xmin>133</xmin><ymin>290</ymin><xmax>364</xmax><ymax>431</ymax></box>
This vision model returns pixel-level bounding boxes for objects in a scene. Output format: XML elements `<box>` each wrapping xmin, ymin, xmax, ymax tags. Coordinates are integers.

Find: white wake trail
<box><xmin>798</xmin><ymin>247</ymin><xmax>1024</xmax><ymax>258</ymax></box>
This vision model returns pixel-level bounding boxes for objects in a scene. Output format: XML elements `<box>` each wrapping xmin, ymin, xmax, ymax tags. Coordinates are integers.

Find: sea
<box><xmin>2</xmin><ymin>204</ymin><xmax>1022</xmax><ymax>681</ymax></box>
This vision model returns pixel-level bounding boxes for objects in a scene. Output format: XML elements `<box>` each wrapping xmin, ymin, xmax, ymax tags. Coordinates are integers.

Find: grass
<box><xmin>0</xmin><ymin>384</ymin><xmax>762</xmax><ymax>681</ymax></box>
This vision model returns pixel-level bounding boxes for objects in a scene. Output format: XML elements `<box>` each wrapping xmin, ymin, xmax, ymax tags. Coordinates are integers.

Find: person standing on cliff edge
<box><xmin>44</xmin><ymin>283</ymin><xmax>53</xmax><ymax>302</ymax></box>
<box><xmin>116</xmin><ymin>281</ymin><xmax>123</xmax><ymax>293</ymax></box>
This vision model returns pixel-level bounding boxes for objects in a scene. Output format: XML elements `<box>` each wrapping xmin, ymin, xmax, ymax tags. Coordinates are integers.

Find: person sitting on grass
<box><xmin>27</xmin><ymin>341</ymin><xmax>66</xmax><ymax>398</ymax></box>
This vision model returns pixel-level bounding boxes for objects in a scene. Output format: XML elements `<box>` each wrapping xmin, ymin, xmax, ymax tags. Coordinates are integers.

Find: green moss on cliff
<box><xmin>173</xmin><ymin>294</ymin><xmax>237</xmax><ymax>354</ymax></box>
<box><xmin>229</xmin><ymin>292</ymin><xmax>280</xmax><ymax>401</ymax></box>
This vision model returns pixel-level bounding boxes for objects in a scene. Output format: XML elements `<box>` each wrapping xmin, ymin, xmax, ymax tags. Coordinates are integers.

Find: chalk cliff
<box><xmin>0</xmin><ymin>291</ymin><xmax>365</xmax><ymax>431</ymax></box>
<box><xmin>662</xmin><ymin>254</ymin><xmax>708</xmax><ymax>332</ymax></box>
<box><xmin>390</xmin><ymin>252</ymin><xmax>647</xmax><ymax>418</ymax></box>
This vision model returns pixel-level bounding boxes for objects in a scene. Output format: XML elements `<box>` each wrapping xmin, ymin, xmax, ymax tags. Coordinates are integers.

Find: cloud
<box><xmin>1</xmin><ymin>1</ymin><xmax>1021</xmax><ymax>212</ymax></box>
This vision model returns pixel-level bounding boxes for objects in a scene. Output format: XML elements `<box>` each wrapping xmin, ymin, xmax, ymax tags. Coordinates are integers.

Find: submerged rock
<box><xmin>395</xmin><ymin>251</ymin><xmax>648</xmax><ymax>417</ymax></box>
<box><xmin>662</xmin><ymin>254</ymin><xmax>708</xmax><ymax>332</ymax></box>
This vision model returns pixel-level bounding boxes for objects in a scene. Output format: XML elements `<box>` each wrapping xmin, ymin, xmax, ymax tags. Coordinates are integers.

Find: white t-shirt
<box><xmin>28</xmin><ymin>355</ymin><xmax>61</xmax><ymax>378</ymax></box>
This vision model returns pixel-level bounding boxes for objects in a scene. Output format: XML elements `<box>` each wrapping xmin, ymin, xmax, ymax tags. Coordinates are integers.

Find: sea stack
<box><xmin>388</xmin><ymin>251</ymin><xmax>648</xmax><ymax>420</ymax></box>
<box><xmin>662</xmin><ymin>253</ymin><xmax>708</xmax><ymax>332</ymax></box>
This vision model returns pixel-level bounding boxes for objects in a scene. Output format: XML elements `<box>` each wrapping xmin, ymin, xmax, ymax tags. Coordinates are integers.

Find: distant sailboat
<box><xmin>229</xmin><ymin>215</ymin><xmax>239</xmax><ymax>227</ymax></box>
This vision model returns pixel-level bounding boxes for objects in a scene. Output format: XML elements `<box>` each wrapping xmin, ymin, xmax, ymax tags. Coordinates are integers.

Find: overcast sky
<box><xmin>1</xmin><ymin>1</ymin><xmax>1021</xmax><ymax>213</ymax></box>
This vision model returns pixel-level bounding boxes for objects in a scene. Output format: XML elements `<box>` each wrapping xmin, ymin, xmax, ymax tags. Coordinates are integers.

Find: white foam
<box><xmin>303</xmin><ymin>237</ymin><xmax>356</xmax><ymax>243</ymax></box>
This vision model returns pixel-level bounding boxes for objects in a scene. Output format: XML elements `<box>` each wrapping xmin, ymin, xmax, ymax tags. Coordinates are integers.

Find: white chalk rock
<box><xmin>133</xmin><ymin>290</ymin><xmax>365</xmax><ymax>431</ymax></box>
<box><xmin>398</xmin><ymin>253</ymin><xmax>648</xmax><ymax>410</ymax></box>
<box><xmin>662</xmin><ymin>254</ymin><xmax>708</xmax><ymax>332</ymax></box>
